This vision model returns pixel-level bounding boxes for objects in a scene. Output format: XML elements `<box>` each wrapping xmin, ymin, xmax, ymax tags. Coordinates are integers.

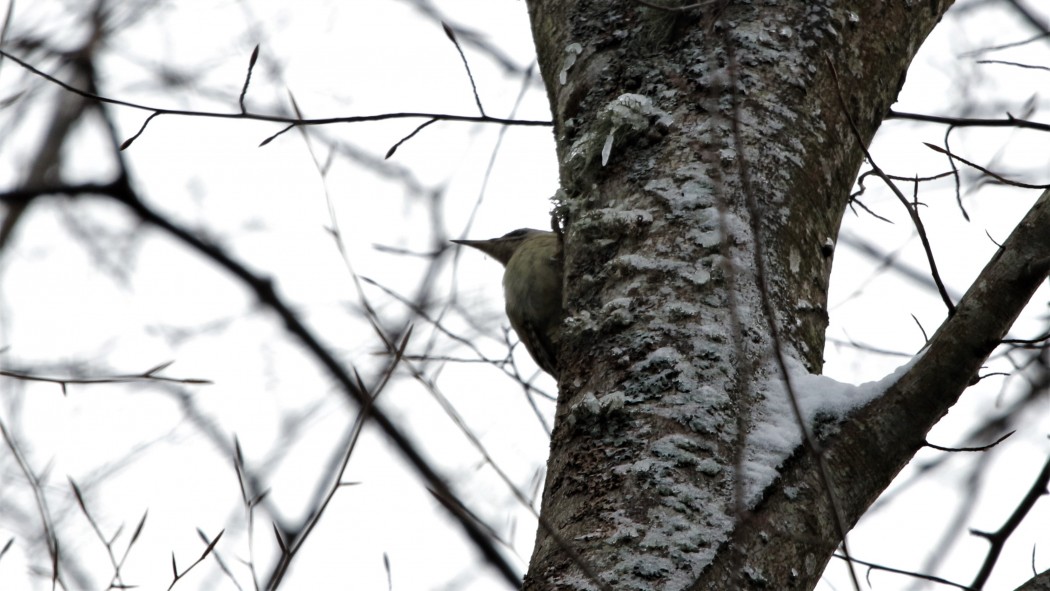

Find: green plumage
<box><xmin>453</xmin><ymin>229</ymin><xmax>563</xmax><ymax>378</ymax></box>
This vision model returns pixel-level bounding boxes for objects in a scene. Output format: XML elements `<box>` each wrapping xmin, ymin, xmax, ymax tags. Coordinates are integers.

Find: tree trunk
<box><xmin>513</xmin><ymin>1</ymin><xmax>1042</xmax><ymax>589</ymax></box>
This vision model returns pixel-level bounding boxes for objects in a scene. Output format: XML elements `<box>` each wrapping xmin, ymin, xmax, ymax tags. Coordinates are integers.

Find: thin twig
<box><xmin>0</xmin><ymin>417</ymin><xmax>63</xmax><ymax>588</ymax></box>
<box><xmin>385</xmin><ymin>118</ymin><xmax>439</xmax><ymax>158</ymax></box>
<box><xmin>887</xmin><ymin>109</ymin><xmax>1050</xmax><ymax>133</ymax></box>
<box><xmin>924</xmin><ymin>143</ymin><xmax>1050</xmax><ymax>190</ymax></box>
<box><xmin>0</xmin><ymin>49</ymin><xmax>551</xmax><ymax>150</ymax></box>
<box><xmin>924</xmin><ymin>430</ymin><xmax>1015</xmax><ymax>452</ymax></box>
<box><xmin>968</xmin><ymin>456</ymin><xmax>1050</xmax><ymax>589</ymax></box>
<box><xmin>239</xmin><ymin>45</ymin><xmax>260</xmax><ymax>114</ymax></box>
<box><xmin>167</xmin><ymin>530</ymin><xmax>224</xmax><ymax>590</ymax></box>
<box><xmin>829</xmin><ymin>58</ymin><xmax>956</xmax><ymax>316</ymax></box>
<box><xmin>0</xmin><ymin>361</ymin><xmax>211</xmax><ymax>396</ymax></box>
<box><xmin>442</xmin><ymin>22</ymin><xmax>485</xmax><ymax>116</ymax></box>
<box><xmin>831</xmin><ymin>553</ymin><xmax>972</xmax><ymax>590</ymax></box>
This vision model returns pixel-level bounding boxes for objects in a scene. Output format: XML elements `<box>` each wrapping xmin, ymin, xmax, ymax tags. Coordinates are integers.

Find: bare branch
<box><xmin>969</xmin><ymin>456</ymin><xmax>1050</xmax><ymax>589</ymax></box>
<box><xmin>0</xmin><ymin>48</ymin><xmax>551</xmax><ymax>151</ymax></box>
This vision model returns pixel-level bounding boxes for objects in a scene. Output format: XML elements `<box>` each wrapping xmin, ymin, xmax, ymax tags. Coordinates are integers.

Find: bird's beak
<box><xmin>451</xmin><ymin>238</ymin><xmax>488</xmax><ymax>248</ymax></box>
<box><xmin>452</xmin><ymin>238</ymin><xmax>503</xmax><ymax>260</ymax></box>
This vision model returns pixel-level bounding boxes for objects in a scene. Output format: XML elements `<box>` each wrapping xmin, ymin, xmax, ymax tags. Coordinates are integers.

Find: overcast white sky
<box><xmin>0</xmin><ymin>1</ymin><xmax>1048</xmax><ymax>590</ymax></box>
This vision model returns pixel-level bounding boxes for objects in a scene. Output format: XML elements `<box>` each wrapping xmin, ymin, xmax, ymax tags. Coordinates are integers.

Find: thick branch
<box><xmin>848</xmin><ymin>187</ymin><xmax>1050</xmax><ymax>510</ymax></box>
<box><xmin>720</xmin><ymin>189</ymin><xmax>1050</xmax><ymax>586</ymax></box>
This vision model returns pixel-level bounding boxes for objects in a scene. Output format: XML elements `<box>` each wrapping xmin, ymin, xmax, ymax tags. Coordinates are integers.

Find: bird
<box><xmin>453</xmin><ymin>229</ymin><xmax>563</xmax><ymax>378</ymax></box>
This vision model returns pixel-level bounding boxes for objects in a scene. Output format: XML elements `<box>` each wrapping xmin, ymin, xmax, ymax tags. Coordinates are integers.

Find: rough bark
<box><xmin>1016</xmin><ymin>569</ymin><xmax>1050</xmax><ymax>591</ymax></box>
<box><xmin>511</xmin><ymin>1</ymin><xmax>1047</xmax><ymax>590</ymax></box>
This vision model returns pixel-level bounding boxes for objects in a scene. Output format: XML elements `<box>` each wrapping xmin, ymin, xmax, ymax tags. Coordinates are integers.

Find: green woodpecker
<box><xmin>453</xmin><ymin>229</ymin><xmax>563</xmax><ymax>378</ymax></box>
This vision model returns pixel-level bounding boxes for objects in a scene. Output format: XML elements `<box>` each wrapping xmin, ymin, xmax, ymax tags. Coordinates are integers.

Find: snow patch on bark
<box><xmin>743</xmin><ymin>355</ymin><xmax>919</xmax><ymax>503</ymax></box>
